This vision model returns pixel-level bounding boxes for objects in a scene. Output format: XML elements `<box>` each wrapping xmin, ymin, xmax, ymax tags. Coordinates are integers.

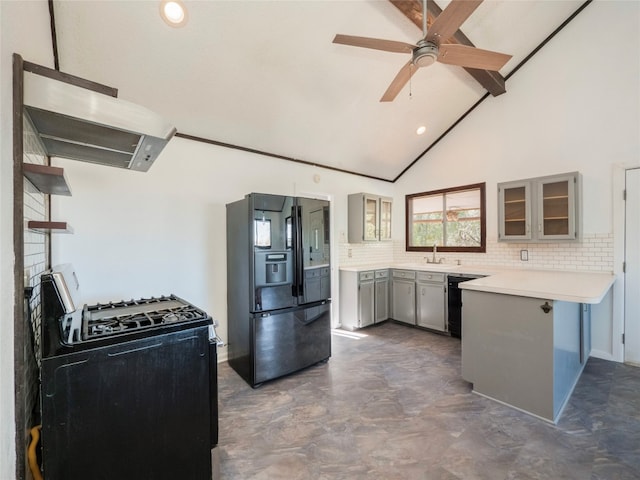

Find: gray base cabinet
<box><xmin>462</xmin><ymin>290</ymin><xmax>590</xmax><ymax>423</ymax></box>
<box><xmin>358</xmin><ymin>274</ymin><xmax>375</xmax><ymax>329</ymax></box>
<box><xmin>391</xmin><ymin>270</ymin><xmax>416</xmax><ymax>325</ymax></box>
<box><xmin>339</xmin><ymin>269</ymin><xmax>389</xmax><ymax>330</ymax></box>
<box><xmin>374</xmin><ymin>270</ymin><xmax>389</xmax><ymax>323</ymax></box>
<box><xmin>416</xmin><ymin>272</ymin><xmax>446</xmax><ymax>331</ymax></box>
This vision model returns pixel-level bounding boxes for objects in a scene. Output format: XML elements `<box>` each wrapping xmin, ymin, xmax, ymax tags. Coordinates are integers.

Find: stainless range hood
<box><xmin>23</xmin><ymin>71</ymin><xmax>176</xmax><ymax>172</ymax></box>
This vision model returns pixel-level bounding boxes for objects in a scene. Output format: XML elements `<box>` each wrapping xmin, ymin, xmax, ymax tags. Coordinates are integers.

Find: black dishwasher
<box><xmin>447</xmin><ymin>275</ymin><xmax>481</xmax><ymax>338</ymax></box>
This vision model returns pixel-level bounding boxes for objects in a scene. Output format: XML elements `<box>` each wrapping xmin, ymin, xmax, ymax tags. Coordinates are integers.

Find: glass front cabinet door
<box><xmin>498</xmin><ymin>181</ymin><xmax>532</xmax><ymax>241</ymax></box>
<box><xmin>363</xmin><ymin>195</ymin><xmax>379</xmax><ymax>241</ymax></box>
<box><xmin>379</xmin><ymin>197</ymin><xmax>392</xmax><ymax>241</ymax></box>
<box><xmin>537</xmin><ymin>174</ymin><xmax>577</xmax><ymax>240</ymax></box>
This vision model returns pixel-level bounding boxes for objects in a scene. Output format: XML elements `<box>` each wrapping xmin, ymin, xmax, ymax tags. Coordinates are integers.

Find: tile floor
<box><xmin>214</xmin><ymin>322</ymin><xmax>640</xmax><ymax>480</ymax></box>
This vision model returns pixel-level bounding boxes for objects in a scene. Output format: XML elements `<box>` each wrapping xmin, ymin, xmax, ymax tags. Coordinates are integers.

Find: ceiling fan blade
<box><xmin>380</xmin><ymin>61</ymin><xmax>418</xmax><ymax>102</ymax></box>
<box><xmin>438</xmin><ymin>44</ymin><xmax>512</xmax><ymax>71</ymax></box>
<box><xmin>426</xmin><ymin>0</ymin><xmax>483</xmax><ymax>44</ymax></box>
<box><xmin>333</xmin><ymin>34</ymin><xmax>415</xmax><ymax>54</ymax></box>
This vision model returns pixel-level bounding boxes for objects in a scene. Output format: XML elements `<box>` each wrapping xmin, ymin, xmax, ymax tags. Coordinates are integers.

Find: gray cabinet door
<box><xmin>498</xmin><ymin>180</ymin><xmax>532</xmax><ymax>241</ymax></box>
<box><xmin>537</xmin><ymin>174</ymin><xmax>578</xmax><ymax>240</ymax></box>
<box><xmin>375</xmin><ymin>279</ymin><xmax>389</xmax><ymax>322</ymax></box>
<box><xmin>359</xmin><ymin>281</ymin><xmax>375</xmax><ymax>328</ymax></box>
<box><xmin>416</xmin><ymin>282</ymin><xmax>445</xmax><ymax>331</ymax></box>
<box><xmin>392</xmin><ymin>280</ymin><xmax>415</xmax><ymax>325</ymax></box>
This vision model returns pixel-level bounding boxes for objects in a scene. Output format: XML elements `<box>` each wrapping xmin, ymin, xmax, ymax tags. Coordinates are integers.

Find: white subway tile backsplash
<box><xmin>338</xmin><ymin>233</ymin><xmax>614</xmax><ymax>272</ymax></box>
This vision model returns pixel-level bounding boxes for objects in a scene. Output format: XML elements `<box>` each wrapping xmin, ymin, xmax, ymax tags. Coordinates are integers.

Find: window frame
<box><xmin>405</xmin><ymin>182</ymin><xmax>486</xmax><ymax>253</ymax></box>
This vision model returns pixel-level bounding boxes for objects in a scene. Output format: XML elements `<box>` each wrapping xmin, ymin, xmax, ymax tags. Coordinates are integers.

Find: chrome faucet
<box><xmin>425</xmin><ymin>244</ymin><xmax>442</xmax><ymax>264</ymax></box>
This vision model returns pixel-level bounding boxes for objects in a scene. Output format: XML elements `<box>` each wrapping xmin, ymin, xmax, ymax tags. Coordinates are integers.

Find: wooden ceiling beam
<box><xmin>388</xmin><ymin>0</ymin><xmax>506</xmax><ymax>96</ymax></box>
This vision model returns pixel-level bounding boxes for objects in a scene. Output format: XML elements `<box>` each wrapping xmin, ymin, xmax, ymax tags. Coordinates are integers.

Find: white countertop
<box><xmin>339</xmin><ymin>263</ymin><xmax>615</xmax><ymax>304</ymax></box>
<box><xmin>339</xmin><ymin>263</ymin><xmax>508</xmax><ymax>276</ymax></box>
<box><xmin>459</xmin><ymin>269</ymin><xmax>615</xmax><ymax>304</ymax></box>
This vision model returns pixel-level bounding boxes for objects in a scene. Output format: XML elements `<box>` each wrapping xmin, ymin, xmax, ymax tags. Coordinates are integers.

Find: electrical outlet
<box><xmin>520</xmin><ymin>249</ymin><xmax>529</xmax><ymax>261</ymax></box>
<box><xmin>348</xmin><ymin>248</ymin><xmax>352</xmax><ymax>258</ymax></box>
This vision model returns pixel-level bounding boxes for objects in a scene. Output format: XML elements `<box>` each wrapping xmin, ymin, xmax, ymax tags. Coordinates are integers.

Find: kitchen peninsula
<box><xmin>339</xmin><ymin>263</ymin><xmax>615</xmax><ymax>423</ymax></box>
<box><xmin>460</xmin><ymin>270</ymin><xmax>615</xmax><ymax>423</ymax></box>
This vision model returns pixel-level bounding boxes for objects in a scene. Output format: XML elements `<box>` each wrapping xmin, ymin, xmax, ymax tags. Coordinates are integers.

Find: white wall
<box><xmin>1</xmin><ymin>1</ymin><xmax>54</xmax><ymax>476</ymax></box>
<box><xmin>394</xmin><ymin>0</ymin><xmax>640</xmax><ymax>360</ymax></box>
<box><xmin>51</xmin><ymin>138</ymin><xmax>394</xmax><ymax>361</ymax></box>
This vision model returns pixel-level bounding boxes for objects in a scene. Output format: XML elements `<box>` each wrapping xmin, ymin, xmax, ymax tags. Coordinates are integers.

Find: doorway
<box><xmin>625</xmin><ymin>168</ymin><xmax>640</xmax><ymax>365</ymax></box>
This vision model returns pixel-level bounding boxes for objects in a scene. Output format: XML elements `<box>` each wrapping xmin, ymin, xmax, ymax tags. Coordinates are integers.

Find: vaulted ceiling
<box><xmin>50</xmin><ymin>0</ymin><xmax>587</xmax><ymax>181</ymax></box>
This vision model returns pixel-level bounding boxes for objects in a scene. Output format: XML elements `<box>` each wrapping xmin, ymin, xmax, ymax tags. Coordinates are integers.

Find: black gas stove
<box><xmin>41</xmin><ymin>265</ymin><xmax>215</xmax><ymax>357</ymax></box>
<box><xmin>39</xmin><ymin>265</ymin><xmax>218</xmax><ymax>480</ymax></box>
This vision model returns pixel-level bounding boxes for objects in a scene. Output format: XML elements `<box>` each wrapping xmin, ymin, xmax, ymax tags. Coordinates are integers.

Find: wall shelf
<box><xmin>23</xmin><ymin>163</ymin><xmax>71</xmax><ymax>196</ymax></box>
<box><xmin>27</xmin><ymin>221</ymin><xmax>74</xmax><ymax>234</ymax></box>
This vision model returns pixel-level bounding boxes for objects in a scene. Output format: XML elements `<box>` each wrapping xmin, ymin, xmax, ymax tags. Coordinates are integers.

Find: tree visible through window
<box><xmin>406</xmin><ymin>183</ymin><xmax>486</xmax><ymax>253</ymax></box>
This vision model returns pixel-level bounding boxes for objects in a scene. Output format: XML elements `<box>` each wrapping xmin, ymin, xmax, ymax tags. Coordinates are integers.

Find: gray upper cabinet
<box><xmin>498</xmin><ymin>180</ymin><xmax>532</xmax><ymax>241</ymax></box>
<box><xmin>348</xmin><ymin>193</ymin><xmax>392</xmax><ymax>243</ymax></box>
<box><xmin>537</xmin><ymin>173</ymin><xmax>579</xmax><ymax>240</ymax></box>
<box><xmin>498</xmin><ymin>172</ymin><xmax>581</xmax><ymax>242</ymax></box>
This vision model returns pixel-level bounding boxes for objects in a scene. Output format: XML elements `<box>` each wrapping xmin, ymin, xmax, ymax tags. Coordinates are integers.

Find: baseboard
<box><xmin>217</xmin><ymin>348</ymin><xmax>228</xmax><ymax>363</ymax></box>
<box><xmin>589</xmin><ymin>349</ymin><xmax>617</xmax><ymax>362</ymax></box>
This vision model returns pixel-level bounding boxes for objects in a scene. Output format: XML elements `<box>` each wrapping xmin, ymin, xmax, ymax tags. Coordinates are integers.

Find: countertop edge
<box><xmin>339</xmin><ymin>264</ymin><xmax>616</xmax><ymax>304</ymax></box>
<box><xmin>459</xmin><ymin>272</ymin><xmax>616</xmax><ymax>304</ymax></box>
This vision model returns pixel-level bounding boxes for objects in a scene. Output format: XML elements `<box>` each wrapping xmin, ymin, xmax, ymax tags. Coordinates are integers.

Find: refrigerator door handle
<box><xmin>295</xmin><ymin>301</ymin><xmax>328</xmax><ymax>326</ymax></box>
<box><xmin>294</xmin><ymin>204</ymin><xmax>304</xmax><ymax>301</ymax></box>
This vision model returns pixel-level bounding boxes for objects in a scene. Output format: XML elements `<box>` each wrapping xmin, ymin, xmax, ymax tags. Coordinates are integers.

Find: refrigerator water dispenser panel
<box><xmin>255</xmin><ymin>251</ymin><xmax>291</xmax><ymax>287</ymax></box>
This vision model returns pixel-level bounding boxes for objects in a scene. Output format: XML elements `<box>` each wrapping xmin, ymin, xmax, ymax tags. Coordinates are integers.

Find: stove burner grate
<box><xmin>82</xmin><ymin>295</ymin><xmax>209</xmax><ymax>340</ymax></box>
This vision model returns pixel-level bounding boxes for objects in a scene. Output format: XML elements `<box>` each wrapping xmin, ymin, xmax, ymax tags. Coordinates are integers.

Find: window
<box><xmin>406</xmin><ymin>183</ymin><xmax>486</xmax><ymax>253</ymax></box>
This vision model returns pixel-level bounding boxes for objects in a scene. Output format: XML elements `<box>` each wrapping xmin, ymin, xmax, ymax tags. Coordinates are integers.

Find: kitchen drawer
<box><xmin>417</xmin><ymin>272</ymin><xmax>445</xmax><ymax>283</ymax></box>
<box><xmin>359</xmin><ymin>271</ymin><xmax>375</xmax><ymax>282</ymax></box>
<box><xmin>375</xmin><ymin>270</ymin><xmax>388</xmax><ymax>279</ymax></box>
<box><xmin>392</xmin><ymin>270</ymin><xmax>416</xmax><ymax>280</ymax></box>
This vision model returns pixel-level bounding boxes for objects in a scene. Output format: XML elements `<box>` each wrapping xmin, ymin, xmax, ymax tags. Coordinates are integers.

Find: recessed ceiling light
<box><xmin>160</xmin><ymin>0</ymin><xmax>188</xmax><ymax>27</ymax></box>
<box><xmin>416</xmin><ymin>125</ymin><xmax>426</xmax><ymax>135</ymax></box>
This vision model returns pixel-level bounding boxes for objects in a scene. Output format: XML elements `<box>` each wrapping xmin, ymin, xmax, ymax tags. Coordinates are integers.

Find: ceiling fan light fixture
<box><xmin>413</xmin><ymin>41</ymin><xmax>439</xmax><ymax>68</ymax></box>
<box><xmin>160</xmin><ymin>0</ymin><xmax>188</xmax><ymax>27</ymax></box>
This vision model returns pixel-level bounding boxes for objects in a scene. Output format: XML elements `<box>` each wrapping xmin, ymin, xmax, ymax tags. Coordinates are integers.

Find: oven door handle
<box><xmin>107</xmin><ymin>342</ymin><xmax>163</xmax><ymax>356</ymax></box>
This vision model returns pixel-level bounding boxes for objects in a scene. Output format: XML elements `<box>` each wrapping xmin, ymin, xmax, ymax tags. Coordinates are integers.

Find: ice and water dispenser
<box><xmin>254</xmin><ymin>252</ymin><xmax>291</xmax><ymax>287</ymax></box>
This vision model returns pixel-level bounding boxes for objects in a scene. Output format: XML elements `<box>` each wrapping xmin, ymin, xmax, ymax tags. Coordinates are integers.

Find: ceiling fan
<box><xmin>332</xmin><ymin>0</ymin><xmax>512</xmax><ymax>102</ymax></box>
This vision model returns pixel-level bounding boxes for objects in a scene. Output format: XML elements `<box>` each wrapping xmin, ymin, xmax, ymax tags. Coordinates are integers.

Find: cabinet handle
<box><xmin>540</xmin><ymin>302</ymin><xmax>552</xmax><ymax>314</ymax></box>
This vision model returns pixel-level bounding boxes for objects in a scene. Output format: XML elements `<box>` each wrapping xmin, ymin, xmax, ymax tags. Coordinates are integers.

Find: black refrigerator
<box><xmin>226</xmin><ymin>193</ymin><xmax>331</xmax><ymax>387</ymax></box>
